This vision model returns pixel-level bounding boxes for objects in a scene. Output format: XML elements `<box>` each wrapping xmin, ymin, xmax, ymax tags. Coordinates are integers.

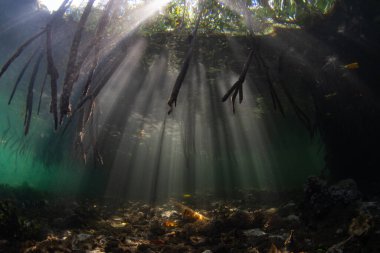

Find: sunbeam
<box><xmin>1</xmin><ymin>0</ymin><xmax>379</xmax><ymax>251</ymax></box>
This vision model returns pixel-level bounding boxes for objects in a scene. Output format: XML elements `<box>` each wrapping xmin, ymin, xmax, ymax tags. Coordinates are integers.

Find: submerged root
<box><xmin>167</xmin><ymin>2</ymin><xmax>204</xmax><ymax>114</ymax></box>
<box><xmin>222</xmin><ymin>50</ymin><xmax>254</xmax><ymax>113</ymax></box>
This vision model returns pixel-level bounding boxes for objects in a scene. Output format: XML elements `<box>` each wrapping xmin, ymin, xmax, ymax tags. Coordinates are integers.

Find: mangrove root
<box><xmin>0</xmin><ymin>29</ymin><xmax>46</xmax><ymax>80</ymax></box>
<box><xmin>8</xmin><ymin>48</ymin><xmax>39</xmax><ymax>105</ymax></box>
<box><xmin>46</xmin><ymin>23</ymin><xmax>59</xmax><ymax>130</ymax></box>
<box><xmin>278</xmin><ymin>48</ymin><xmax>313</xmax><ymax>136</ymax></box>
<box><xmin>24</xmin><ymin>51</ymin><xmax>43</xmax><ymax>136</ymax></box>
<box><xmin>222</xmin><ymin>50</ymin><xmax>254</xmax><ymax>113</ymax></box>
<box><xmin>59</xmin><ymin>0</ymin><xmax>96</xmax><ymax>123</ymax></box>
<box><xmin>167</xmin><ymin>1</ymin><xmax>204</xmax><ymax>114</ymax></box>
<box><xmin>37</xmin><ymin>72</ymin><xmax>48</xmax><ymax>115</ymax></box>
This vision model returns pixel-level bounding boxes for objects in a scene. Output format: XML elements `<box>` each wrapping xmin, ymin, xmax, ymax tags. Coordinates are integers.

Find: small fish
<box><xmin>343</xmin><ymin>62</ymin><xmax>359</xmax><ymax>70</ymax></box>
<box><xmin>183</xmin><ymin>194</ymin><xmax>192</xmax><ymax>198</ymax></box>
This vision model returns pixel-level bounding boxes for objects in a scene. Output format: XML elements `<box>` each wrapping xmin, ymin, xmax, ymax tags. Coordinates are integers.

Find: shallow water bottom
<box><xmin>0</xmin><ymin>183</ymin><xmax>379</xmax><ymax>253</ymax></box>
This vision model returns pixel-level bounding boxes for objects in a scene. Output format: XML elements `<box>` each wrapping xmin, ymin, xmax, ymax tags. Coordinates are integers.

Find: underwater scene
<box><xmin>0</xmin><ymin>0</ymin><xmax>379</xmax><ymax>252</ymax></box>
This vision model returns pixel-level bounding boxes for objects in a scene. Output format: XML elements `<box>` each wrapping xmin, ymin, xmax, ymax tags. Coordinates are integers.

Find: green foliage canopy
<box><xmin>61</xmin><ymin>0</ymin><xmax>337</xmax><ymax>36</ymax></box>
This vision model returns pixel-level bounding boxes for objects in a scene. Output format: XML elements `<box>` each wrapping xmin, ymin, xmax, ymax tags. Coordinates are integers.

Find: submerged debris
<box><xmin>0</xmin><ymin>183</ymin><xmax>379</xmax><ymax>252</ymax></box>
<box><xmin>172</xmin><ymin>200</ymin><xmax>209</xmax><ymax>222</ymax></box>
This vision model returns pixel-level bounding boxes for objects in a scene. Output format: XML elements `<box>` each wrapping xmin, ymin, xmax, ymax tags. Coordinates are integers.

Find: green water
<box><xmin>0</xmin><ymin>0</ymin><xmax>325</xmax><ymax>200</ymax></box>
